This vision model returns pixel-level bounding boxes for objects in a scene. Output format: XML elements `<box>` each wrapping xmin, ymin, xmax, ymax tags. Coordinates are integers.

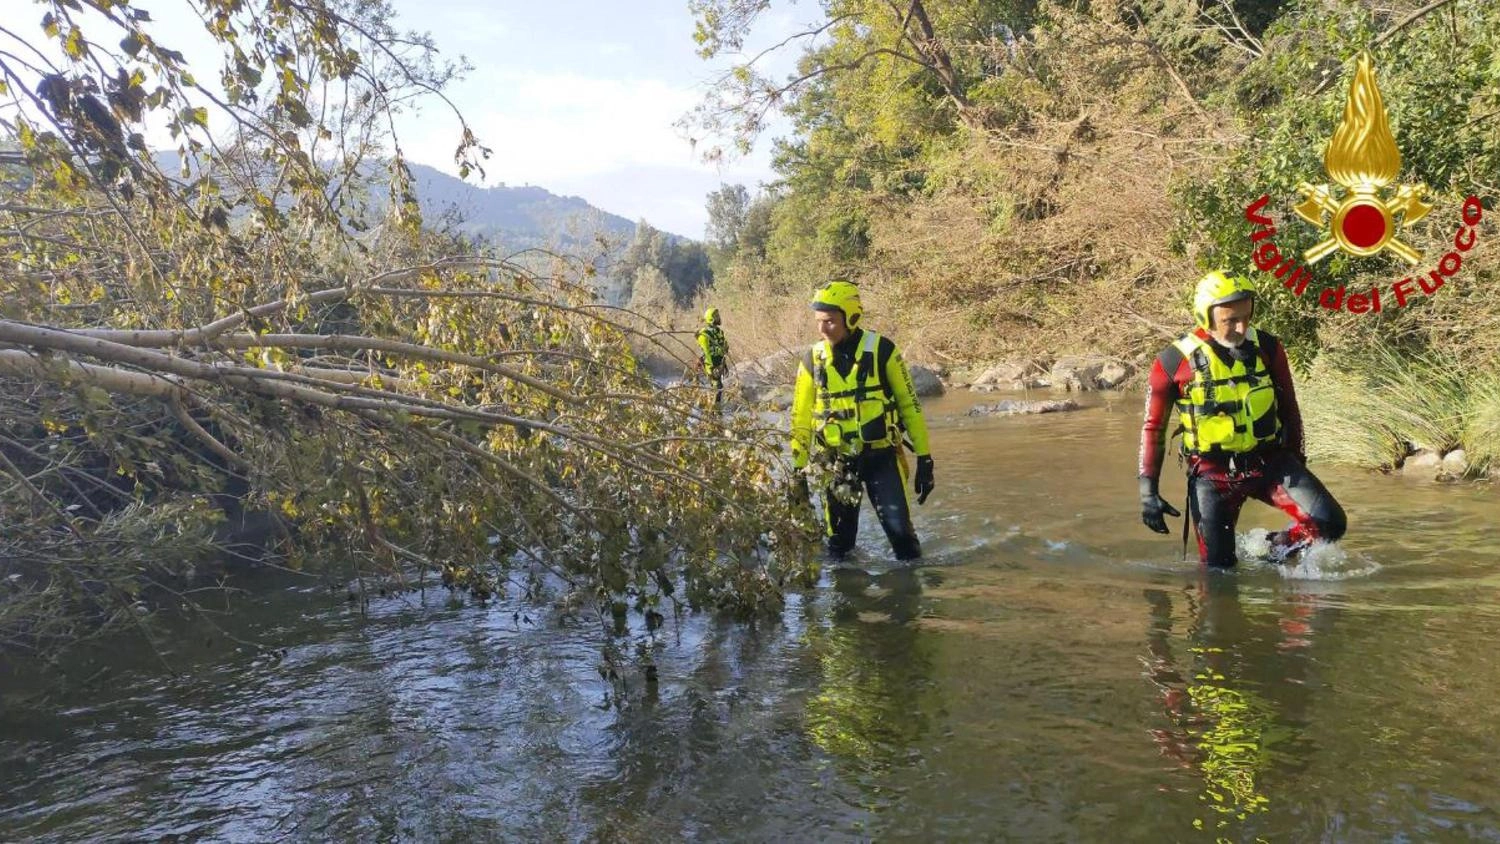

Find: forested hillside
<box><xmin>690</xmin><ymin>0</ymin><xmax>1497</xmax><ymax>364</ymax></box>
<box><xmin>689</xmin><ymin>0</ymin><xmax>1499</xmax><ymax>471</ymax></box>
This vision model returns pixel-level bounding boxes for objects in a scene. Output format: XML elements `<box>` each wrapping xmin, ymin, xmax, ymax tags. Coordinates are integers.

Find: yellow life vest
<box><xmin>811</xmin><ymin>330</ymin><xmax>899</xmax><ymax>456</ymax></box>
<box><xmin>697</xmin><ymin>325</ymin><xmax>728</xmax><ymax>373</ymax></box>
<box><xmin>1174</xmin><ymin>328</ymin><xmax>1280</xmax><ymax>456</ymax></box>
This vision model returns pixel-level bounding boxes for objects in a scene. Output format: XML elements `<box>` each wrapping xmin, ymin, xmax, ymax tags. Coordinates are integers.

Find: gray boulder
<box><xmin>733</xmin><ymin>348</ymin><xmax>943</xmax><ymax>400</ymax></box>
<box><xmin>731</xmin><ymin>349</ymin><xmax>802</xmax><ymax>391</ymax></box>
<box><xmin>1401</xmin><ymin>449</ymin><xmax>1443</xmax><ymax>479</ymax></box>
<box><xmin>909</xmin><ymin>364</ymin><xmax>945</xmax><ymax>397</ymax></box>
<box><xmin>1049</xmin><ymin>356</ymin><xmax>1134</xmax><ymax>391</ymax></box>
<box><xmin>972</xmin><ymin>358</ymin><xmax>1050</xmax><ymax>392</ymax></box>
<box><xmin>1097</xmin><ymin>361</ymin><xmax>1133</xmax><ymax>389</ymax></box>
<box><xmin>756</xmin><ymin>384</ymin><xmax>795</xmax><ymax>410</ymax></box>
<box><xmin>1441</xmin><ymin>448</ymin><xmax>1469</xmax><ymax>479</ymax></box>
<box><xmin>967</xmin><ymin>399</ymin><xmax>1081</xmax><ymax>417</ymax></box>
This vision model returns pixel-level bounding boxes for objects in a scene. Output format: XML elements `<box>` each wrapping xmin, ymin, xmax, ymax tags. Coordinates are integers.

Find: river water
<box><xmin>3</xmin><ymin>390</ymin><xmax>1499</xmax><ymax>841</ymax></box>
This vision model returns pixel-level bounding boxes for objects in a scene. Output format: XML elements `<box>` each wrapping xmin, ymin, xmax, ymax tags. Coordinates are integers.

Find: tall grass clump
<box><xmin>1303</xmin><ymin>341</ymin><xmax>1496</xmax><ymax>474</ymax></box>
<box><xmin>1462</xmin><ymin>377</ymin><xmax>1500</xmax><ymax>476</ymax></box>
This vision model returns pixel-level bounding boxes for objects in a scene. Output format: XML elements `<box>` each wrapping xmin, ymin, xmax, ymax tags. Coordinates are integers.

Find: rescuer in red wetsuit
<box><xmin>1138</xmin><ymin>271</ymin><xmax>1346</xmax><ymax>567</ymax></box>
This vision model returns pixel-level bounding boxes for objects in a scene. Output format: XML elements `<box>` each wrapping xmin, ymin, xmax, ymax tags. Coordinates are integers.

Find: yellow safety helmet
<box><xmin>810</xmin><ymin>279</ymin><xmax>862</xmax><ymax>328</ymax></box>
<box><xmin>1192</xmin><ymin>271</ymin><xmax>1255</xmax><ymax>330</ymax></box>
<box><xmin>704</xmin><ymin>306</ymin><xmax>720</xmax><ymax>325</ymax></box>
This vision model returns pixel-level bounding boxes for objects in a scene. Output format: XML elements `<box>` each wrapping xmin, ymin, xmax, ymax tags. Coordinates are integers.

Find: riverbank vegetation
<box><xmin>1</xmin><ymin>0</ymin><xmax>817</xmax><ymax>659</ymax></box>
<box><xmin>1301</xmin><ymin>340</ymin><xmax>1500</xmax><ymax>476</ymax></box>
<box><xmin>688</xmin><ymin>0</ymin><xmax>1499</xmax><ymax>466</ymax></box>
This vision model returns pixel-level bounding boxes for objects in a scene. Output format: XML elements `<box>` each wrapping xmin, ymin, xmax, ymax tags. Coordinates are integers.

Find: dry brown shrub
<box><xmin>858</xmin><ymin>11</ymin><xmax>1238</xmax><ymax>370</ymax></box>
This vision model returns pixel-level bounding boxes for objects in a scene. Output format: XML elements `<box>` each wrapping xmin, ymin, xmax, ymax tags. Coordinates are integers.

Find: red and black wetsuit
<box><xmin>1139</xmin><ymin>328</ymin><xmax>1346</xmax><ymax>566</ymax></box>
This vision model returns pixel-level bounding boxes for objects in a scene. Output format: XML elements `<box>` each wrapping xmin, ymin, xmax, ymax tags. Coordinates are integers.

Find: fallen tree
<box><xmin>0</xmin><ymin>0</ymin><xmax>816</xmax><ymax>659</ymax></box>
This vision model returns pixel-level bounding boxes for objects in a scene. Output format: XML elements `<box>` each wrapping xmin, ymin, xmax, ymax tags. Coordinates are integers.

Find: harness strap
<box><xmin>1178</xmin><ymin>334</ymin><xmax>1279</xmax><ymax>458</ymax></box>
<box><xmin>813</xmin><ymin>332</ymin><xmax>891</xmax><ymax>402</ymax></box>
<box><xmin>1181</xmin><ymin>473</ymin><xmax>1193</xmax><ymax>560</ymax></box>
<box><xmin>811</xmin><ymin>332</ymin><xmax>904</xmax><ymax>452</ymax></box>
<box><xmin>849</xmin><ymin>330</ymin><xmax>879</xmax><ymax>405</ymax></box>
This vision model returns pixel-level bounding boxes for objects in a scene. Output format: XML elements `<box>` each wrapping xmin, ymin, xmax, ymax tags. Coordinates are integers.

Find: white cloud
<box><xmin>479</xmin><ymin>72</ymin><xmax>701</xmax><ymax>178</ymax></box>
<box><xmin>396</xmin><ymin>68</ymin><xmax>779</xmax><ymax>235</ymax></box>
<box><xmin>410</xmin><ymin>1</ymin><xmax>512</xmax><ymax>50</ymax></box>
<box><xmin>544</xmin><ymin>162</ymin><xmax>773</xmax><ymax>238</ymax></box>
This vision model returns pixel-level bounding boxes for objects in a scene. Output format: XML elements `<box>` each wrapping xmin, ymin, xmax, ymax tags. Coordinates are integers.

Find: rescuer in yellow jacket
<box><xmin>790</xmin><ymin>280</ymin><xmax>934</xmax><ymax>561</ymax></box>
<box><xmin>696</xmin><ymin>307</ymin><xmax>729</xmax><ymax>407</ymax></box>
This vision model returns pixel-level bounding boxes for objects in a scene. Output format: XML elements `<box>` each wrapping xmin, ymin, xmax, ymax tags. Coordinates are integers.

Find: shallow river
<box><xmin>4</xmin><ymin>390</ymin><xmax>1500</xmax><ymax>841</ymax></box>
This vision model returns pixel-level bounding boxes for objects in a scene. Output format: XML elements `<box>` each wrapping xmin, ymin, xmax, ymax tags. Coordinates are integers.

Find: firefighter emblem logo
<box><xmin>1292</xmin><ymin>51</ymin><xmax>1431</xmax><ymax>265</ymax></box>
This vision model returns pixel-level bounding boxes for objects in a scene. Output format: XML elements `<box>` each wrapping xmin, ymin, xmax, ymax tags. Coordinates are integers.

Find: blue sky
<box><xmin>385</xmin><ymin>0</ymin><xmax>797</xmax><ymax>238</ymax></box>
<box><xmin>1</xmin><ymin>0</ymin><xmax>803</xmax><ymax>238</ymax></box>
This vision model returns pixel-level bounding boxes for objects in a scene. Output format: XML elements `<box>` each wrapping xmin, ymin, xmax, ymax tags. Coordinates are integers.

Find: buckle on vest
<box><xmin>1225</xmin><ymin>451</ymin><xmax>1266</xmax><ymax>480</ymax></box>
<box><xmin>1199</xmin><ymin>399</ymin><xmax>1243</xmax><ymax>416</ymax></box>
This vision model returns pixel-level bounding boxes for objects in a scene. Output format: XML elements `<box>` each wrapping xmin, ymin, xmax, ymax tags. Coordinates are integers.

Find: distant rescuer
<box><xmin>790</xmin><ymin>280</ymin><xmax>934</xmax><ymax>561</ymax></box>
<box><xmin>696</xmin><ymin>306</ymin><xmax>730</xmax><ymax>407</ymax></box>
<box><xmin>1138</xmin><ymin>271</ymin><xmax>1347</xmax><ymax>566</ymax></box>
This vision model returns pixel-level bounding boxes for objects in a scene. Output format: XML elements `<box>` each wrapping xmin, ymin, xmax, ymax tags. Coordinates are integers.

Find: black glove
<box><xmin>788</xmin><ymin>472</ymin><xmax>810</xmax><ymax>507</ymax></box>
<box><xmin>1139</xmin><ymin>476</ymin><xmax>1181</xmax><ymax>535</ymax></box>
<box><xmin>914</xmin><ymin>456</ymin><xmax>935</xmax><ymax>505</ymax></box>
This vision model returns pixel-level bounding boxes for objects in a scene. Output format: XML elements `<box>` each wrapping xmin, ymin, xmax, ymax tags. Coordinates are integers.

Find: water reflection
<box><xmin>11</xmin><ymin>392</ymin><xmax>1500</xmax><ymax>839</ymax></box>
<box><xmin>804</xmin><ymin>566</ymin><xmax>938</xmax><ymax>799</ymax></box>
<box><xmin>1143</xmin><ymin>575</ymin><xmax>1319</xmax><ymax>838</ymax></box>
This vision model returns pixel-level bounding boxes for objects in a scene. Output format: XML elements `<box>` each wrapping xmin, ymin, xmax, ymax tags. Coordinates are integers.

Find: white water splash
<box><xmin>1276</xmin><ymin>542</ymin><xmax>1381</xmax><ymax>581</ymax></box>
<box><xmin>1238</xmin><ymin>527</ymin><xmax>1274</xmax><ymax>561</ymax></box>
<box><xmin>1238</xmin><ymin>527</ymin><xmax>1380</xmax><ymax>580</ymax></box>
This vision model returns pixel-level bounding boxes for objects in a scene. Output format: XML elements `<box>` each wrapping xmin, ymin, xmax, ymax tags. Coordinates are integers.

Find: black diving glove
<box><xmin>1139</xmin><ymin>476</ymin><xmax>1181</xmax><ymax>535</ymax></box>
<box><xmin>788</xmin><ymin>472</ymin><xmax>810</xmax><ymax>507</ymax></box>
<box><xmin>914</xmin><ymin>456</ymin><xmax>935</xmax><ymax>505</ymax></box>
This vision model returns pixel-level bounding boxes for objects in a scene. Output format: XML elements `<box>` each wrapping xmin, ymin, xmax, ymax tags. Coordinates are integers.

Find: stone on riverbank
<box><xmin>972</xmin><ymin>359</ymin><xmax>1049</xmax><ymax>391</ymax></box>
<box><xmin>1401</xmin><ymin>449</ymin><xmax>1443</xmax><ymax>479</ymax></box>
<box><xmin>1049</xmin><ymin>356</ymin><xmax>1134</xmax><ymax>391</ymax></box>
<box><xmin>1400</xmin><ymin>447</ymin><xmax>1473</xmax><ymax>481</ymax></box>
<box><xmin>733</xmin><ymin>350</ymin><xmax>943</xmax><ymax>404</ymax></box>
<box><xmin>909</xmin><ymin>364</ymin><xmax>945</xmax><ymax>397</ymax></box>
<box><xmin>731</xmin><ymin>350</ymin><xmax>800</xmax><ymax>406</ymax></box>
<box><xmin>1441</xmin><ymin>448</ymin><xmax>1469</xmax><ymax>479</ymax></box>
<box><xmin>732</xmin><ymin>349</ymin><xmax>801</xmax><ymax>390</ymax></box>
<box><xmin>757</xmin><ymin>385</ymin><xmax>795</xmax><ymax>410</ymax></box>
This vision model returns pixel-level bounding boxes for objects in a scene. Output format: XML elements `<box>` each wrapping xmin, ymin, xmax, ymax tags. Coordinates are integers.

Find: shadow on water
<box><xmin>568</xmin><ymin>565</ymin><xmax>940</xmax><ymax>841</ymax></box>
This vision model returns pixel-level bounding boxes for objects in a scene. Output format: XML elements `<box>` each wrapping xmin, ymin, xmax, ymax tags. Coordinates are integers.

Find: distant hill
<box><xmin>152</xmin><ymin>151</ymin><xmax>665</xmax><ymax>250</ymax></box>
<box><xmin>147</xmin><ymin>152</ymin><xmax>701</xmax><ymax>304</ymax></box>
<box><xmin>407</xmin><ymin>163</ymin><xmax>647</xmax><ymax>250</ymax></box>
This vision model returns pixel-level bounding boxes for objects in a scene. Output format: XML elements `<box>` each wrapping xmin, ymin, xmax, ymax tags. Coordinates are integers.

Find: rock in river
<box><xmin>967</xmin><ymin>399</ymin><xmax>1081</xmax><ymax>417</ymax></box>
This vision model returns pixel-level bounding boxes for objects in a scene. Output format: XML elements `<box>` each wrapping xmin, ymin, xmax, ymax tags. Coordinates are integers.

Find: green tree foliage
<box><xmin>692</xmin><ymin>0</ymin><xmax>1214</xmax><ymax>355</ymax></box>
<box><xmin>687</xmin><ymin>1</ymin><xmax>1039</xmax><ymax>290</ymax></box>
<box><xmin>691</xmin><ymin>0</ymin><xmax>1497</xmax><ymax>370</ymax></box>
<box><xmin>0</xmin><ymin>0</ymin><xmax>816</xmax><ymax>658</ymax></box>
<box><xmin>628</xmin><ymin>263</ymin><xmax>676</xmax><ymax>313</ymax></box>
<box><xmin>705</xmin><ymin>182</ymin><xmax>750</xmax><ymax>252</ymax></box>
<box><xmin>616</xmin><ymin>219</ymin><xmax>714</xmax><ymax>305</ymax></box>
<box><xmin>704</xmin><ymin>182</ymin><xmax>776</xmax><ymax>274</ymax></box>
<box><xmin>1179</xmin><ymin>0</ymin><xmax>1500</xmax><ymax>362</ymax></box>
<box><xmin>686</xmin><ymin>0</ymin><xmax>1039</xmax><ymax>152</ymax></box>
